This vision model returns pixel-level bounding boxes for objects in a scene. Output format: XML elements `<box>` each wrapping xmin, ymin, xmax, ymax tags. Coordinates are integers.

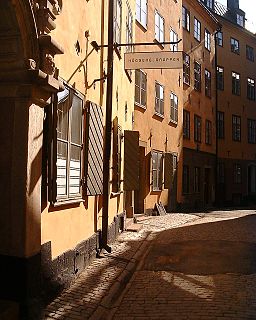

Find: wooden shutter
<box><xmin>123</xmin><ymin>130</ymin><xmax>139</xmax><ymax>191</ymax></box>
<box><xmin>84</xmin><ymin>101</ymin><xmax>103</xmax><ymax>195</ymax></box>
<box><xmin>164</xmin><ymin>152</ymin><xmax>173</xmax><ymax>189</ymax></box>
<box><xmin>112</xmin><ymin>117</ymin><xmax>119</xmax><ymax>192</ymax></box>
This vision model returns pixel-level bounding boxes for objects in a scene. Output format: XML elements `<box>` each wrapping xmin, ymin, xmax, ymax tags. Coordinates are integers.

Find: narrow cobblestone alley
<box><xmin>44</xmin><ymin>210</ymin><xmax>256</xmax><ymax>320</ymax></box>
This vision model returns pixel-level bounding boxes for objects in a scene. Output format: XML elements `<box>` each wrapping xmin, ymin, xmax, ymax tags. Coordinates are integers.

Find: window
<box><xmin>155</xmin><ymin>82</ymin><xmax>164</xmax><ymax>116</ymax></box>
<box><xmin>205</xmin><ymin>120</ymin><xmax>212</xmax><ymax>145</ymax></box>
<box><xmin>217</xmin><ymin>163</ymin><xmax>225</xmax><ymax>184</ymax></box>
<box><xmin>56</xmin><ymin>86</ymin><xmax>83</xmax><ymax>201</ymax></box>
<box><xmin>194</xmin><ymin>167</ymin><xmax>200</xmax><ymax>193</ymax></box>
<box><xmin>126</xmin><ymin>3</ymin><xmax>133</xmax><ymax>53</ymax></box>
<box><xmin>114</xmin><ymin>0</ymin><xmax>122</xmax><ymax>50</ymax></box>
<box><xmin>231</xmin><ymin>37</ymin><xmax>239</xmax><ymax>54</ymax></box>
<box><xmin>247</xmin><ymin>78</ymin><xmax>255</xmax><ymax>101</ymax></box>
<box><xmin>194</xmin><ymin>18</ymin><xmax>201</xmax><ymax>41</ymax></box>
<box><xmin>216</xmin><ymin>31</ymin><xmax>223</xmax><ymax>47</ymax></box>
<box><xmin>246</xmin><ymin>45</ymin><xmax>254</xmax><ymax>62</ymax></box>
<box><xmin>205</xmin><ymin>69</ymin><xmax>211</xmax><ymax>97</ymax></box>
<box><xmin>248</xmin><ymin>119</ymin><xmax>256</xmax><ymax>144</ymax></box>
<box><xmin>217</xmin><ymin>66</ymin><xmax>224</xmax><ymax>90</ymax></box>
<box><xmin>183</xmin><ymin>53</ymin><xmax>190</xmax><ymax>85</ymax></box>
<box><xmin>237</xmin><ymin>14</ymin><xmax>244</xmax><ymax>27</ymax></box>
<box><xmin>136</xmin><ymin>0</ymin><xmax>147</xmax><ymax>28</ymax></box>
<box><xmin>233</xmin><ymin>164</ymin><xmax>242</xmax><ymax>184</ymax></box>
<box><xmin>170</xmin><ymin>92</ymin><xmax>178</xmax><ymax>123</ymax></box>
<box><xmin>170</xmin><ymin>28</ymin><xmax>178</xmax><ymax>51</ymax></box>
<box><xmin>200</xmin><ymin>0</ymin><xmax>213</xmax><ymax>9</ymax></box>
<box><xmin>217</xmin><ymin>111</ymin><xmax>224</xmax><ymax>139</ymax></box>
<box><xmin>152</xmin><ymin>150</ymin><xmax>163</xmax><ymax>191</ymax></box>
<box><xmin>232</xmin><ymin>115</ymin><xmax>241</xmax><ymax>142</ymax></box>
<box><xmin>182</xmin><ymin>6</ymin><xmax>190</xmax><ymax>32</ymax></box>
<box><xmin>182</xmin><ymin>165</ymin><xmax>189</xmax><ymax>194</ymax></box>
<box><xmin>206</xmin><ymin>0</ymin><xmax>213</xmax><ymax>9</ymax></box>
<box><xmin>205</xmin><ymin>29</ymin><xmax>211</xmax><ymax>51</ymax></box>
<box><xmin>194</xmin><ymin>115</ymin><xmax>202</xmax><ymax>143</ymax></box>
<box><xmin>135</xmin><ymin>69</ymin><xmax>147</xmax><ymax>107</ymax></box>
<box><xmin>183</xmin><ymin>110</ymin><xmax>190</xmax><ymax>139</ymax></box>
<box><xmin>232</xmin><ymin>72</ymin><xmax>240</xmax><ymax>95</ymax></box>
<box><xmin>194</xmin><ymin>61</ymin><xmax>201</xmax><ymax>91</ymax></box>
<box><xmin>155</xmin><ymin>11</ymin><xmax>164</xmax><ymax>43</ymax></box>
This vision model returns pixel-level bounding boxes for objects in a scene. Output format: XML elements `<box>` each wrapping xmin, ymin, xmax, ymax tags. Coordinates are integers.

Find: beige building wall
<box><xmin>178</xmin><ymin>0</ymin><xmax>218</xmax><ymax>208</ymax></box>
<box><xmin>217</xmin><ymin>17</ymin><xmax>256</xmax><ymax>161</ymax></box>
<box><xmin>134</xmin><ymin>0</ymin><xmax>183</xmax><ymax>212</ymax></box>
<box><xmin>41</xmin><ymin>0</ymin><xmax>135</xmax><ymax>258</ymax></box>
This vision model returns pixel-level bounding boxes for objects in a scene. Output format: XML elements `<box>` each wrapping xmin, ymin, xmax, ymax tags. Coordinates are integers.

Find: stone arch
<box><xmin>0</xmin><ymin>0</ymin><xmax>39</xmax><ymax>75</ymax></box>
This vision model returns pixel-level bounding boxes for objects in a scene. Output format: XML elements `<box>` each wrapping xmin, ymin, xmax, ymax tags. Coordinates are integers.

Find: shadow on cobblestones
<box><xmin>43</xmin><ymin>233</ymin><xmax>149</xmax><ymax>319</ymax></box>
<box><xmin>113</xmin><ymin>213</ymin><xmax>256</xmax><ymax>320</ymax></box>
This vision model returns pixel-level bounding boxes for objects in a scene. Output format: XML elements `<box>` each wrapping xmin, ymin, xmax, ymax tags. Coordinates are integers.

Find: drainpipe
<box><xmin>214</xmin><ymin>27</ymin><xmax>221</xmax><ymax>206</ymax></box>
<box><xmin>101</xmin><ymin>0</ymin><xmax>114</xmax><ymax>252</ymax></box>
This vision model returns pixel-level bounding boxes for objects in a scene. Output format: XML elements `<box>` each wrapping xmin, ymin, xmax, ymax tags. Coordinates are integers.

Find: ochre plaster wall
<box><xmin>41</xmin><ymin>0</ymin><xmax>135</xmax><ymax>258</ymax></box>
<box><xmin>134</xmin><ymin>0</ymin><xmax>183</xmax><ymax>211</ymax></box>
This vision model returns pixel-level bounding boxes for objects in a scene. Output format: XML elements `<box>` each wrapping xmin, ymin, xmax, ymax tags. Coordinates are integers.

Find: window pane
<box><xmin>71</xmin><ymin>95</ymin><xmax>82</xmax><ymax>144</ymax></box>
<box><xmin>57</xmin><ymin>89</ymin><xmax>70</xmax><ymax>140</ymax></box>
<box><xmin>57</xmin><ymin>141</ymin><xmax>68</xmax><ymax>196</ymax></box>
<box><xmin>69</xmin><ymin>145</ymin><xmax>81</xmax><ymax>194</ymax></box>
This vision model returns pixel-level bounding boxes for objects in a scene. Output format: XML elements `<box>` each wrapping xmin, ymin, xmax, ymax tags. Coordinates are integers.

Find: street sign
<box><xmin>124</xmin><ymin>51</ymin><xmax>183</xmax><ymax>70</ymax></box>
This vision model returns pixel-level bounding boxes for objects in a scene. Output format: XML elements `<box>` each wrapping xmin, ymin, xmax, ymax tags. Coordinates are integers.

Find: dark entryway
<box><xmin>134</xmin><ymin>146</ymin><xmax>146</xmax><ymax>214</ymax></box>
<box><xmin>204</xmin><ymin>168</ymin><xmax>211</xmax><ymax>206</ymax></box>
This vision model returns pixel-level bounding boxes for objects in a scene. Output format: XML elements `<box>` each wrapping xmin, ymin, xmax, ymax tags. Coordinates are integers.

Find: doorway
<box><xmin>204</xmin><ymin>168</ymin><xmax>211</xmax><ymax>206</ymax></box>
<box><xmin>134</xmin><ymin>146</ymin><xmax>146</xmax><ymax>214</ymax></box>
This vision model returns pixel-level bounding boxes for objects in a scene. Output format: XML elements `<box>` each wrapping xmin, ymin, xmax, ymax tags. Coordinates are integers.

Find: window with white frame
<box><xmin>205</xmin><ymin>69</ymin><xmax>211</xmax><ymax>97</ymax></box>
<box><xmin>136</xmin><ymin>0</ymin><xmax>147</xmax><ymax>28</ymax></box>
<box><xmin>183</xmin><ymin>53</ymin><xmax>190</xmax><ymax>85</ymax></box>
<box><xmin>194</xmin><ymin>61</ymin><xmax>201</xmax><ymax>91</ymax></box>
<box><xmin>170</xmin><ymin>92</ymin><xmax>178</xmax><ymax>123</ymax></box>
<box><xmin>114</xmin><ymin>0</ymin><xmax>122</xmax><ymax>50</ymax></box>
<box><xmin>126</xmin><ymin>3</ymin><xmax>133</xmax><ymax>53</ymax></box>
<box><xmin>237</xmin><ymin>14</ymin><xmax>244</xmax><ymax>27</ymax></box>
<box><xmin>231</xmin><ymin>37</ymin><xmax>239</xmax><ymax>54</ymax></box>
<box><xmin>217</xmin><ymin>66</ymin><xmax>224</xmax><ymax>90</ymax></box>
<box><xmin>247</xmin><ymin>78</ymin><xmax>255</xmax><ymax>101</ymax></box>
<box><xmin>182</xmin><ymin>6</ymin><xmax>190</xmax><ymax>32</ymax></box>
<box><xmin>194</xmin><ymin>18</ymin><xmax>201</xmax><ymax>42</ymax></box>
<box><xmin>155</xmin><ymin>11</ymin><xmax>164</xmax><ymax>43</ymax></box>
<box><xmin>232</xmin><ymin>71</ymin><xmax>240</xmax><ymax>95</ymax></box>
<box><xmin>135</xmin><ymin>69</ymin><xmax>147</xmax><ymax>107</ymax></box>
<box><xmin>205</xmin><ymin>29</ymin><xmax>211</xmax><ymax>51</ymax></box>
<box><xmin>170</xmin><ymin>28</ymin><xmax>178</xmax><ymax>51</ymax></box>
<box><xmin>232</xmin><ymin>115</ymin><xmax>241</xmax><ymax>142</ymax></box>
<box><xmin>56</xmin><ymin>86</ymin><xmax>83</xmax><ymax>201</ymax></box>
<box><xmin>155</xmin><ymin>82</ymin><xmax>164</xmax><ymax>116</ymax></box>
<box><xmin>216</xmin><ymin>31</ymin><xmax>223</xmax><ymax>47</ymax></box>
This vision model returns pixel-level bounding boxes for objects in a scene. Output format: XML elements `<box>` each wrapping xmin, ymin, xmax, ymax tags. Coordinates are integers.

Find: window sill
<box><xmin>169</xmin><ymin>119</ymin><xmax>178</xmax><ymax>125</ymax></box>
<box><xmin>51</xmin><ymin>198</ymin><xmax>85</xmax><ymax>208</ymax></box>
<box><xmin>135</xmin><ymin>102</ymin><xmax>147</xmax><ymax>110</ymax></box>
<box><xmin>135</xmin><ymin>19</ymin><xmax>147</xmax><ymax>32</ymax></box>
<box><xmin>154</xmin><ymin>112</ymin><xmax>164</xmax><ymax>119</ymax></box>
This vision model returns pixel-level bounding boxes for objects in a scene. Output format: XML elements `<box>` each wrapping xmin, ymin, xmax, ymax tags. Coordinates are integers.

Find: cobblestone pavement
<box><xmin>112</xmin><ymin>209</ymin><xmax>256</xmax><ymax>320</ymax></box>
<box><xmin>43</xmin><ymin>213</ymin><xmax>196</xmax><ymax>319</ymax></box>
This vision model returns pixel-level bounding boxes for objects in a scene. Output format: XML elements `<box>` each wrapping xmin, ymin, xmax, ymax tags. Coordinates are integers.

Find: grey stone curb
<box><xmin>89</xmin><ymin>231</ymin><xmax>152</xmax><ymax>320</ymax></box>
<box><xmin>89</xmin><ymin>214</ymin><xmax>201</xmax><ymax>320</ymax></box>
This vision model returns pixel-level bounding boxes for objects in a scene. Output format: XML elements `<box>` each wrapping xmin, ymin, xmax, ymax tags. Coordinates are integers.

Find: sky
<box><xmin>217</xmin><ymin>0</ymin><xmax>256</xmax><ymax>33</ymax></box>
